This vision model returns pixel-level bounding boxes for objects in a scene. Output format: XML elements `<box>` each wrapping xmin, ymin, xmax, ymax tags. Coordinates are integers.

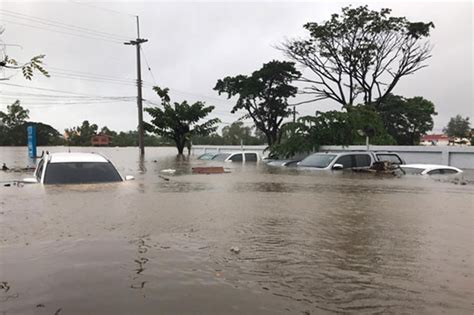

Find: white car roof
<box><xmin>49</xmin><ymin>152</ymin><xmax>109</xmax><ymax>163</ymax></box>
<box><xmin>400</xmin><ymin>164</ymin><xmax>462</xmax><ymax>172</ymax></box>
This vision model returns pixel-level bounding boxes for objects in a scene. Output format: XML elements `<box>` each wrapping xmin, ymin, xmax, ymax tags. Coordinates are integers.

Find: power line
<box><xmin>140</xmin><ymin>47</ymin><xmax>157</xmax><ymax>85</ymax></box>
<box><xmin>50</xmin><ymin>72</ymin><xmax>137</xmax><ymax>86</ymax></box>
<box><xmin>68</xmin><ymin>1</ymin><xmax>137</xmax><ymax>18</ymax></box>
<box><xmin>0</xmin><ymin>82</ymin><xmax>131</xmax><ymax>98</ymax></box>
<box><xmin>1</xmin><ymin>19</ymin><xmax>123</xmax><ymax>44</ymax></box>
<box><xmin>46</xmin><ymin>66</ymin><xmax>136</xmax><ymax>82</ymax></box>
<box><xmin>0</xmin><ymin>9</ymin><xmax>130</xmax><ymax>41</ymax></box>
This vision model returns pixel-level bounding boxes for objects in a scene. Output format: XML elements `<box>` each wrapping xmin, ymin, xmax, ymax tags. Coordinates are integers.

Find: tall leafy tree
<box><xmin>214</xmin><ymin>60</ymin><xmax>301</xmax><ymax>146</ymax></box>
<box><xmin>282</xmin><ymin>6</ymin><xmax>434</xmax><ymax>108</ymax></box>
<box><xmin>64</xmin><ymin>120</ymin><xmax>98</xmax><ymax>146</ymax></box>
<box><xmin>376</xmin><ymin>94</ymin><xmax>437</xmax><ymax>145</ymax></box>
<box><xmin>145</xmin><ymin>87</ymin><xmax>220</xmax><ymax>154</ymax></box>
<box><xmin>0</xmin><ymin>100</ymin><xmax>62</xmax><ymax>145</ymax></box>
<box><xmin>443</xmin><ymin>115</ymin><xmax>471</xmax><ymax>138</ymax></box>
<box><xmin>0</xmin><ymin>100</ymin><xmax>29</xmax><ymax>128</ymax></box>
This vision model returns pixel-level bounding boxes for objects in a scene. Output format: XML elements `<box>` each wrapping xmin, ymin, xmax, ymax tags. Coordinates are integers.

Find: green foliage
<box><xmin>270</xmin><ymin>106</ymin><xmax>394</xmax><ymax>158</ymax></box>
<box><xmin>221</xmin><ymin>121</ymin><xmax>265</xmax><ymax>145</ymax></box>
<box><xmin>443</xmin><ymin>115</ymin><xmax>471</xmax><ymax>138</ymax></box>
<box><xmin>376</xmin><ymin>94</ymin><xmax>437</xmax><ymax>144</ymax></box>
<box><xmin>283</xmin><ymin>5</ymin><xmax>434</xmax><ymax>107</ymax></box>
<box><xmin>64</xmin><ymin>120</ymin><xmax>98</xmax><ymax>146</ymax></box>
<box><xmin>0</xmin><ymin>100</ymin><xmax>62</xmax><ymax>146</ymax></box>
<box><xmin>112</xmin><ymin>130</ymin><xmax>165</xmax><ymax>147</ymax></box>
<box><xmin>145</xmin><ymin>86</ymin><xmax>220</xmax><ymax>154</ymax></box>
<box><xmin>214</xmin><ymin>60</ymin><xmax>301</xmax><ymax>146</ymax></box>
<box><xmin>0</xmin><ymin>100</ymin><xmax>29</xmax><ymax>128</ymax></box>
<box><xmin>0</xmin><ymin>28</ymin><xmax>49</xmax><ymax>81</ymax></box>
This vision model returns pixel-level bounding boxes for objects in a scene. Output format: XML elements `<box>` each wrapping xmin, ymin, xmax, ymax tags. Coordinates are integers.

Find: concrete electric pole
<box><xmin>125</xmin><ymin>16</ymin><xmax>148</xmax><ymax>156</ymax></box>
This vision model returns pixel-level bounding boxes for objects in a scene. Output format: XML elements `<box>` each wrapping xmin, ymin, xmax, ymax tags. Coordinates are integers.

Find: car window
<box><xmin>36</xmin><ymin>159</ymin><xmax>44</xmax><ymax>180</ymax></box>
<box><xmin>212</xmin><ymin>153</ymin><xmax>230</xmax><ymax>161</ymax></box>
<box><xmin>376</xmin><ymin>154</ymin><xmax>403</xmax><ymax>164</ymax></box>
<box><xmin>335</xmin><ymin>155</ymin><xmax>354</xmax><ymax>168</ymax></box>
<box><xmin>354</xmin><ymin>154</ymin><xmax>371</xmax><ymax>167</ymax></box>
<box><xmin>427</xmin><ymin>168</ymin><xmax>458</xmax><ymax>175</ymax></box>
<box><xmin>244</xmin><ymin>153</ymin><xmax>258</xmax><ymax>162</ymax></box>
<box><xmin>299</xmin><ymin>154</ymin><xmax>337</xmax><ymax>168</ymax></box>
<box><xmin>44</xmin><ymin>162</ymin><xmax>122</xmax><ymax>184</ymax></box>
<box><xmin>229</xmin><ymin>154</ymin><xmax>243</xmax><ymax>162</ymax></box>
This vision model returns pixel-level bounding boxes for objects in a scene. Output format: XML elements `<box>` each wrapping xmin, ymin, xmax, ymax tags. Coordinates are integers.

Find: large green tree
<box><xmin>214</xmin><ymin>60</ymin><xmax>301</xmax><ymax>146</ymax></box>
<box><xmin>0</xmin><ymin>100</ymin><xmax>62</xmax><ymax>145</ymax></box>
<box><xmin>64</xmin><ymin>120</ymin><xmax>98</xmax><ymax>146</ymax></box>
<box><xmin>271</xmin><ymin>106</ymin><xmax>394</xmax><ymax>158</ymax></box>
<box><xmin>221</xmin><ymin>121</ymin><xmax>265</xmax><ymax>145</ymax></box>
<box><xmin>376</xmin><ymin>94</ymin><xmax>437</xmax><ymax>145</ymax></box>
<box><xmin>282</xmin><ymin>6</ymin><xmax>434</xmax><ymax>108</ymax></box>
<box><xmin>443</xmin><ymin>115</ymin><xmax>471</xmax><ymax>138</ymax></box>
<box><xmin>145</xmin><ymin>87</ymin><xmax>220</xmax><ymax>154</ymax></box>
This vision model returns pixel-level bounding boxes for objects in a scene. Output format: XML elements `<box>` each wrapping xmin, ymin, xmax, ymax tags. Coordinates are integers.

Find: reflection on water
<box><xmin>1</xmin><ymin>147</ymin><xmax>473</xmax><ymax>314</ymax></box>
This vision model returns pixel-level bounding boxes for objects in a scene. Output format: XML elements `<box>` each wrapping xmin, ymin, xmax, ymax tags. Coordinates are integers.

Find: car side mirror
<box><xmin>23</xmin><ymin>177</ymin><xmax>38</xmax><ymax>183</ymax></box>
<box><xmin>332</xmin><ymin>163</ymin><xmax>344</xmax><ymax>170</ymax></box>
<box><xmin>125</xmin><ymin>175</ymin><xmax>135</xmax><ymax>181</ymax></box>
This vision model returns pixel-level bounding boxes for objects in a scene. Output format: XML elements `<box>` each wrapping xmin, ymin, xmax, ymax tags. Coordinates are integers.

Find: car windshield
<box><xmin>212</xmin><ymin>153</ymin><xmax>231</xmax><ymax>161</ymax></box>
<box><xmin>198</xmin><ymin>153</ymin><xmax>217</xmax><ymax>160</ymax></box>
<box><xmin>299</xmin><ymin>154</ymin><xmax>337</xmax><ymax>168</ymax></box>
<box><xmin>44</xmin><ymin>162</ymin><xmax>123</xmax><ymax>184</ymax></box>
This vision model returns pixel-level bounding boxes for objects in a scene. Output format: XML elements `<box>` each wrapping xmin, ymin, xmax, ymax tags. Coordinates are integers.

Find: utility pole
<box><xmin>293</xmin><ymin>105</ymin><xmax>296</xmax><ymax>123</ymax></box>
<box><xmin>125</xmin><ymin>16</ymin><xmax>148</xmax><ymax>156</ymax></box>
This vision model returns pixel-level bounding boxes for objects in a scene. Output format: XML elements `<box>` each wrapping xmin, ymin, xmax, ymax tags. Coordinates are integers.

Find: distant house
<box><xmin>91</xmin><ymin>134</ymin><xmax>113</xmax><ymax>146</ymax></box>
<box><xmin>420</xmin><ymin>134</ymin><xmax>449</xmax><ymax>146</ymax></box>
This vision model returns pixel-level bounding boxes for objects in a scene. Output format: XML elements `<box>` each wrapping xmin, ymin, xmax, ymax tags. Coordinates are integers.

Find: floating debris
<box><xmin>161</xmin><ymin>169</ymin><xmax>176</xmax><ymax>174</ymax></box>
<box><xmin>230</xmin><ymin>246</ymin><xmax>241</xmax><ymax>254</ymax></box>
<box><xmin>192</xmin><ymin>166</ymin><xmax>226</xmax><ymax>174</ymax></box>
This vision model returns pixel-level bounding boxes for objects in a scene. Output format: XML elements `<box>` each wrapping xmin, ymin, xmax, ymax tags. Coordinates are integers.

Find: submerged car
<box><xmin>24</xmin><ymin>152</ymin><xmax>134</xmax><ymax>185</ymax></box>
<box><xmin>399</xmin><ymin>164</ymin><xmax>463</xmax><ymax>175</ymax></box>
<box><xmin>197</xmin><ymin>152</ymin><xmax>219</xmax><ymax>160</ymax></box>
<box><xmin>211</xmin><ymin>151</ymin><xmax>261</xmax><ymax>163</ymax></box>
<box><xmin>297</xmin><ymin>151</ymin><xmax>405</xmax><ymax>170</ymax></box>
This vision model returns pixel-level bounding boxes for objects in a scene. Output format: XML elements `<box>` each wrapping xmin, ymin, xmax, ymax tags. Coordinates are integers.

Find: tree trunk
<box><xmin>175</xmin><ymin>138</ymin><xmax>185</xmax><ymax>155</ymax></box>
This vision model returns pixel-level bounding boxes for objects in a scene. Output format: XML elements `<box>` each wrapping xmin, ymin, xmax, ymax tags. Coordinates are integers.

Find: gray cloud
<box><xmin>1</xmin><ymin>1</ymin><xmax>472</xmax><ymax>133</ymax></box>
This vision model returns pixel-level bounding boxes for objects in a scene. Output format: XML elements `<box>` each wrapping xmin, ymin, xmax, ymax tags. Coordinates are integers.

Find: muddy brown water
<box><xmin>1</xmin><ymin>147</ymin><xmax>473</xmax><ymax>314</ymax></box>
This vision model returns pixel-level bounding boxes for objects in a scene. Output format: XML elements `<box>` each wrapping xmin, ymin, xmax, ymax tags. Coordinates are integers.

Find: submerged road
<box><xmin>1</xmin><ymin>147</ymin><xmax>473</xmax><ymax>314</ymax></box>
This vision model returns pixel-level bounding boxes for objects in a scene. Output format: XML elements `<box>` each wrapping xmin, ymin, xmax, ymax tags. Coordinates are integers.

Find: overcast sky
<box><xmin>1</xmin><ymin>0</ymin><xmax>472</xmax><ymax>134</ymax></box>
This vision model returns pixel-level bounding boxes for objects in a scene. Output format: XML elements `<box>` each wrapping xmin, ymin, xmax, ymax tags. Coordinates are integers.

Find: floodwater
<box><xmin>1</xmin><ymin>147</ymin><xmax>473</xmax><ymax>314</ymax></box>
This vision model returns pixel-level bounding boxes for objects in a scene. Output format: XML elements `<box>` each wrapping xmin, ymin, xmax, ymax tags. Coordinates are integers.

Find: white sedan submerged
<box><xmin>24</xmin><ymin>152</ymin><xmax>134</xmax><ymax>184</ymax></box>
<box><xmin>399</xmin><ymin>164</ymin><xmax>463</xmax><ymax>175</ymax></box>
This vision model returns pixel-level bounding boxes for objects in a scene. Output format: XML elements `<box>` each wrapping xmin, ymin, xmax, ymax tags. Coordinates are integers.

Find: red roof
<box><xmin>422</xmin><ymin>134</ymin><xmax>449</xmax><ymax>141</ymax></box>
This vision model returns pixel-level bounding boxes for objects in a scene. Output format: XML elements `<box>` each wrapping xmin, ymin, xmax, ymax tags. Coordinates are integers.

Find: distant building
<box><xmin>91</xmin><ymin>134</ymin><xmax>113</xmax><ymax>146</ymax></box>
<box><xmin>420</xmin><ymin>134</ymin><xmax>449</xmax><ymax>146</ymax></box>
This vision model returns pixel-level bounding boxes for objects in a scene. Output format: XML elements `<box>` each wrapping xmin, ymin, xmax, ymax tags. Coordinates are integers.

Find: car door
<box><xmin>334</xmin><ymin>155</ymin><xmax>354</xmax><ymax>169</ymax></box>
<box><xmin>244</xmin><ymin>153</ymin><xmax>258</xmax><ymax>162</ymax></box>
<box><xmin>228</xmin><ymin>153</ymin><xmax>243</xmax><ymax>162</ymax></box>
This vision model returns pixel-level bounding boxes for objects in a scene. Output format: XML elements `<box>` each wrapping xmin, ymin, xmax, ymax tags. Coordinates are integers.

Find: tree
<box><xmin>0</xmin><ymin>27</ymin><xmax>49</xmax><ymax>80</ymax></box>
<box><xmin>145</xmin><ymin>86</ymin><xmax>220</xmax><ymax>154</ymax></box>
<box><xmin>443</xmin><ymin>115</ymin><xmax>471</xmax><ymax>138</ymax></box>
<box><xmin>64</xmin><ymin>120</ymin><xmax>98</xmax><ymax>146</ymax></box>
<box><xmin>0</xmin><ymin>100</ymin><xmax>29</xmax><ymax>128</ymax></box>
<box><xmin>214</xmin><ymin>60</ymin><xmax>301</xmax><ymax>146</ymax></box>
<box><xmin>271</xmin><ymin>106</ymin><xmax>395</xmax><ymax>158</ymax></box>
<box><xmin>376</xmin><ymin>94</ymin><xmax>436</xmax><ymax>145</ymax></box>
<box><xmin>282</xmin><ymin>6</ymin><xmax>434</xmax><ymax>108</ymax></box>
<box><xmin>0</xmin><ymin>100</ymin><xmax>63</xmax><ymax>145</ymax></box>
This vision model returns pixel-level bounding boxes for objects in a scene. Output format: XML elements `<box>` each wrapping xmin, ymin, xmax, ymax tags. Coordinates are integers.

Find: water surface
<box><xmin>1</xmin><ymin>147</ymin><xmax>473</xmax><ymax>314</ymax></box>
